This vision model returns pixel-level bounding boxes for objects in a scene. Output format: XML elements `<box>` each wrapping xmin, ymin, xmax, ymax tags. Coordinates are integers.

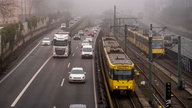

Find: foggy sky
<box><xmin>39</xmin><ymin>0</ymin><xmax>145</xmax><ymax>15</ymax></box>
<box><xmin>37</xmin><ymin>0</ymin><xmax>146</xmax><ymax>17</ymax></box>
<box><xmin>70</xmin><ymin>0</ymin><xmax>145</xmax><ymax>16</ymax></box>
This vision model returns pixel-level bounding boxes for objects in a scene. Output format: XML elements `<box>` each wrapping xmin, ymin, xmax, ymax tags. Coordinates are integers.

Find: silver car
<box><xmin>81</xmin><ymin>39</ymin><xmax>90</xmax><ymax>47</ymax></box>
<box><xmin>69</xmin><ymin>104</ymin><xmax>87</xmax><ymax>108</ymax></box>
<box><xmin>78</xmin><ymin>30</ymin><xmax>84</xmax><ymax>36</ymax></box>
<box><xmin>41</xmin><ymin>37</ymin><xmax>51</xmax><ymax>46</ymax></box>
<box><xmin>85</xmin><ymin>37</ymin><xmax>93</xmax><ymax>42</ymax></box>
<box><xmin>73</xmin><ymin>34</ymin><xmax>81</xmax><ymax>40</ymax></box>
<box><xmin>69</xmin><ymin>67</ymin><xmax>86</xmax><ymax>82</ymax></box>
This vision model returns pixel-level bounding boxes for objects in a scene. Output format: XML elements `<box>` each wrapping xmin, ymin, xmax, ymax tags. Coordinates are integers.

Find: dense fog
<box><xmin>69</xmin><ymin>0</ymin><xmax>144</xmax><ymax>16</ymax></box>
<box><xmin>31</xmin><ymin>0</ymin><xmax>145</xmax><ymax>16</ymax></box>
<box><xmin>1</xmin><ymin>0</ymin><xmax>190</xmax><ymax>31</ymax></box>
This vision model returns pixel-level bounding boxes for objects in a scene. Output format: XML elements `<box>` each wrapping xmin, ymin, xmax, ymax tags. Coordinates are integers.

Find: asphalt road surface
<box><xmin>0</xmin><ymin>28</ymin><xmax>98</xmax><ymax>108</ymax></box>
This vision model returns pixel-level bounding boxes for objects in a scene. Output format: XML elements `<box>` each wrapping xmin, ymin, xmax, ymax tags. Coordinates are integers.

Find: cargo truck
<box><xmin>53</xmin><ymin>31</ymin><xmax>71</xmax><ymax>57</ymax></box>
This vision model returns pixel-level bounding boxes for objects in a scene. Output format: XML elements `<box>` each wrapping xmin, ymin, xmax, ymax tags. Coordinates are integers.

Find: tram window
<box><xmin>114</xmin><ymin>70</ymin><xmax>132</xmax><ymax>75</ymax></box>
<box><xmin>112</xmin><ymin>70</ymin><xmax>132</xmax><ymax>80</ymax></box>
<box><xmin>152</xmin><ymin>40</ymin><xmax>163</xmax><ymax>48</ymax></box>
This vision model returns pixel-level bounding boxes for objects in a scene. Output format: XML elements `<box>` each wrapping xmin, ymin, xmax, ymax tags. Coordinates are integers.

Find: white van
<box><xmin>81</xmin><ymin>45</ymin><xmax>93</xmax><ymax>59</ymax></box>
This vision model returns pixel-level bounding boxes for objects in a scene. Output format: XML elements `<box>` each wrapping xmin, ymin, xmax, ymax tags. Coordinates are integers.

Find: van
<box><xmin>81</xmin><ymin>45</ymin><xmax>93</xmax><ymax>59</ymax></box>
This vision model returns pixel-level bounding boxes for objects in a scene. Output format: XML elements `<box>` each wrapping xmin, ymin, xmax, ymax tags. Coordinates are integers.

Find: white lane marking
<box><xmin>72</xmin><ymin>53</ymin><xmax>75</xmax><ymax>56</ymax></box>
<box><xmin>60</xmin><ymin>78</ymin><xmax>65</xmax><ymax>87</ymax></box>
<box><xmin>76</xmin><ymin>46</ymin><xmax>78</xmax><ymax>49</ymax></box>
<box><xmin>53</xmin><ymin>106</ymin><xmax>56</xmax><ymax>108</ymax></box>
<box><xmin>11</xmin><ymin>56</ymin><xmax>51</xmax><ymax>107</ymax></box>
<box><xmin>67</xmin><ymin>63</ymin><xmax>70</xmax><ymax>68</ymax></box>
<box><xmin>0</xmin><ymin>43</ymin><xmax>40</xmax><ymax>84</ymax></box>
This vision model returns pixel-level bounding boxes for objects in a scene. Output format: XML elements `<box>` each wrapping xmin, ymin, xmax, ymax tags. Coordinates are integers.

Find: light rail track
<box><xmin>126</xmin><ymin>43</ymin><xmax>189</xmax><ymax>107</ymax></box>
<box><xmin>114</xmin><ymin>94</ymin><xmax>137</xmax><ymax>108</ymax></box>
<box><xmin>156</xmin><ymin>54</ymin><xmax>192</xmax><ymax>88</ymax></box>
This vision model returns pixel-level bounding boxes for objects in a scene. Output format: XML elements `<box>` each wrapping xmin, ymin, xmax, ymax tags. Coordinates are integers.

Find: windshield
<box><xmin>82</xmin><ymin>48</ymin><xmax>92</xmax><ymax>52</ymax></box>
<box><xmin>152</xmin><ymin>40</ymin><xmax>163</xmax><ymax>49</ymax></box>
<box><xmin>53</xmin><ymin>39</ymin><xmax>68</xmax><ymax>46</ymax></box>
<box><xmin>113</xmin><ymin>70</ymin><xmax>133</xmax><ymax>80</ymax></box>
<box><xmin>71</xmin><ymin>69</ymin><xmax>84</xmax><ymax>74</ymax></box>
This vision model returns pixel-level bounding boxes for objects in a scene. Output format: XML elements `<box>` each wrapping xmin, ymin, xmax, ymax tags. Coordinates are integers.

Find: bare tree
<box><xmin>29</xmin><ymin>0</ymin><xmax>72</xmax><ymax>16</ymax></box>
<box><xmin>0</xmin><ymin>0</ymin><xmax>16</xmax><ymax>24</ymax></box>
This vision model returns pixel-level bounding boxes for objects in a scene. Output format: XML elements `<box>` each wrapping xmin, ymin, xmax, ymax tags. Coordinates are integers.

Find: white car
<box><xmin>69</xmin><ymin>104</ymin><xmax>87</xmax><ymax>108</ymax></box>
<box><xmin>78</xmin><ymin>30</ymin><xmax>84</xmax><ymax>36</ymax></box>
<box><xmin>60</xmin><ymin>23</ymin><xmax>66</xmax><ymax>29</ymax></box>
<box><xmin>73</xmin><ymin>34</ymin><xmax>81</xmax><ymax>40</ymax></box>
<box><xmin>85</xmin><ymin>37</ymin><xmax>93</xmax><ymax>42</ymax></box>
<box><xmin>81</xmin><ymin>39</ymin><xmax>90</xmax><ymax>47</ymax></box>
<box><xmin>41</xmin><ymin>37</ymin><xmax>51</xmax><ymax>46</ymax></box>
<box><xmin>69</xmin><ymin>67</ymin><xmax>86</xmax><ymax>82</ymax></box>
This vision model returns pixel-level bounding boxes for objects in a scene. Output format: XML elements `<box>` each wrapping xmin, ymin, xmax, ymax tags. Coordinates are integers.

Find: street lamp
<box><xmin>148</xmin><ymin>24</ymin><xmax>153</xmax><ymax>105</ymax></box>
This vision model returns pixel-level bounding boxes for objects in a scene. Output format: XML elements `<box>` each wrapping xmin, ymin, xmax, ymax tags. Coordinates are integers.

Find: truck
<box><xmin>53</xmin><ymin>31</ymin><xmax>71</xmax><ymax>57</ymax></box>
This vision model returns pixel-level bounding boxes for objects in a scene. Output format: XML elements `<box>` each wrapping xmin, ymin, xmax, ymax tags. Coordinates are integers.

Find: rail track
<box><xmin>156</xmin><ymin>54</ymin><xmax>192</xmax><ymax>88</ymax></box>
<box><xmin>113</xmin><ymin>93</ymin><xmax>137</xmax><ymax>108</ymax></box>
<box><xmin>124</xmin><ymin>40</ymin><xmax>192</xmax><ymax>107</ymax></box>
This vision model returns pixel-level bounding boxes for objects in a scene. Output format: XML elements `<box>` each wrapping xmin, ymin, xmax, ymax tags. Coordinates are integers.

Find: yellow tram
<box><xmin>128</xmin><ymin>27</ymin><xmax>165</xmax><ymax>56</ymax></box>
<box><xmin>102</xmin><ymin>37</ymin><xmax>135</xmax><ymax>92</ymax></box>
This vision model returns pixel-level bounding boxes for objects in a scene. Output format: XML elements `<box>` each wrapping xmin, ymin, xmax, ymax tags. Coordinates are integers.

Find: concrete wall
<box><xmin>0</xmin><ymin>17</ymin><xmax>61</xmax><ymax>59</ymax></box>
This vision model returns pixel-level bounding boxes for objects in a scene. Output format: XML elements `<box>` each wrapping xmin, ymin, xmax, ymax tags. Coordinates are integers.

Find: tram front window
<box><xmin>152</xmin><ymin>40</ymin><xmax>163</xmax><ymax>49</ymax></box>
<box><xmin>113</xmin><ymin>70</ymin><xmax>133</xmax><ymax>80</ymax></box>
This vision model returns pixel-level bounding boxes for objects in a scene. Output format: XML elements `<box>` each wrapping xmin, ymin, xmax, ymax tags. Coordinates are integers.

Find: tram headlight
<box><xmin>115</xmin><ymin>86</ymin><xmax>119</xmax><ymax>89</ymax></box>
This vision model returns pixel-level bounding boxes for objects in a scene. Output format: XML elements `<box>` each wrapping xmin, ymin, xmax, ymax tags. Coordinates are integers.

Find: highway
<box><xmin>0</xmin><ymin>28</ymin><xmax>98</xmax><ymax>108</ymax></box>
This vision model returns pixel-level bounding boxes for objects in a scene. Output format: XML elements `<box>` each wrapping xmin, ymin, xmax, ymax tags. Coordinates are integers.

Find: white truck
<box><xmin>53</xmin><ymin>31</ymin><xmax>71</xmax><ymax>57</ymax></box>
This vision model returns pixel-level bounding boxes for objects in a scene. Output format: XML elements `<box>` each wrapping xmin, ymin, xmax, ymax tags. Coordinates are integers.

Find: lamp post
<box><xmin>24</xmin><ymin>0</ymin><xmax>26</xmax><ymax>21</ymax></box>
<box><xmin>148</xmin><ymin>24</ymin><xmax>153</xmax><ymax>105</ymax></box>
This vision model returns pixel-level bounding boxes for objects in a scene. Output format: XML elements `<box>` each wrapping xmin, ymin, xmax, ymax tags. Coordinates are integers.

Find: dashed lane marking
<box><xmin>67</xmin><ymin>63</ymin><xmax>70</xmax><ymax>68</ymax></box>
<box><xmin>60</xmin><ymin>78</ymin><xmax>65</xmax><ymax>87</ymax></box>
